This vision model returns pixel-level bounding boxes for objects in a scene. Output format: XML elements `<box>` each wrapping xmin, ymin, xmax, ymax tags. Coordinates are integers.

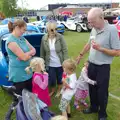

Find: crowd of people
<box><xmin>6</xmin><ymin>7</ymin><xmax>120</xmax><ymax>120</ymax></box>
<box><xmin>36</xmin><ymin>14</ymin><xmax>70</xmax><ymax>22</ymax></box>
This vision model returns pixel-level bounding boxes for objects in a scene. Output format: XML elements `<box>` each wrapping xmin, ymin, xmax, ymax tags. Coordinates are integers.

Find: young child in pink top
<box><xmin>25</xmin><ymin>57</ymin><xmax>51</xmax><ymax>106</ymax></box>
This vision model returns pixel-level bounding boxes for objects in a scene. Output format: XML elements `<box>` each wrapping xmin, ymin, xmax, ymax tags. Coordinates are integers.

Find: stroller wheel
<box><xmin>5</xmin><ymin>101</ymin><xmax>18</xmax><ymax>120</ymax></box>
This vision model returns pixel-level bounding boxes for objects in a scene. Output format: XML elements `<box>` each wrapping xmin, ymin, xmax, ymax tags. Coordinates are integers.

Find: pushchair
<box><xmin>2</xmin><ymin>87</ymin><xmax>55</xmax><ymax>120</ymax></box>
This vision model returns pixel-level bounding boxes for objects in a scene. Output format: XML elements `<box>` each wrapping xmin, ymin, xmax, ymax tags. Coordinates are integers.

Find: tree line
<box><xmin>0</xmin><ymin>0</ymin><xmax>28</xmax><ymax>18</ymax></box>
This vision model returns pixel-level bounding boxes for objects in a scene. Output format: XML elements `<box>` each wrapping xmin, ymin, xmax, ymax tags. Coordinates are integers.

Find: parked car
<box><xmin>0</xmin><ymin>24</ymin><xmax>44</xmax><ymax>52</ymax></box>
<box><xmin>56</xmin><ymin>22</ymin><xmax>65</xmax><ymax>34</ymax></box>
<box><xmin>0</xmin><ymin>29</ymin><xmax>45</xmax><ymax>86</ymax></box>
<box><xmin>0</xmin><ymin>23</ymin><xmax>45</xmax><ymax>36</ymax></box>
<box><xmin>0</xmin><ymin>23</ymin><xmax>44</xmax><ymax>41</ymax></box>
<box><xmin>26</xmin><ymin>24</ymin><xmax>40</xmax><ymax>33</ymax></box>
<box><xmin>31</xmin><ymin>20</ymin><xmax>65</xmax><ymax>34</ymax></box>
<box><xmin>58</xmin><ymin>15</ymin><xmax>91</xmax><ymax>32</ymax></box>
<box><xmin>0</xmin><ymin>23</ymin><xmax>45</xmax><ymax>56</ymax></box>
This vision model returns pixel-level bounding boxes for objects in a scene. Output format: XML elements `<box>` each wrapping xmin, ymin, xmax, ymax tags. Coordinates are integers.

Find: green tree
<box><xmin>16</xmin><ymin>0</ymin><xmax>29</xmax><ymax>16</ymax></box>
<box><xmin>1</xmin><ymin>0</ymin><xmax>18</xmax><ymax>17</ymax></box>
<box><xmin>16</xmin><ymin>7</ymin><xmax>28</xmax><ymax>16</ymax></box>
<box><xmin>0</xmin><ymin>0</ymin><xmax>2</xmax><ymax>11</ymax></box>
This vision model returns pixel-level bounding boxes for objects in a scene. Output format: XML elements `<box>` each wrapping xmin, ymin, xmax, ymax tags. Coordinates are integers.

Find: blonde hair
<box><xmin>46</xmin><ymin>21</ymin><xmax>57</xmax><ymax>34</ymax></box>
<box><xmin>62</xmin><ymin>59</ymin><xmax>77</xmax><ymax>73</ymax></box>
<box><xmin>25</xmin><ymin>57</ymin><xmax>45</xmax><ymax>74</ymax></box>
<box><xmin>51</xmin><ymin>115</ymin><xmax>67</xmax><ymax>120</ymax></box>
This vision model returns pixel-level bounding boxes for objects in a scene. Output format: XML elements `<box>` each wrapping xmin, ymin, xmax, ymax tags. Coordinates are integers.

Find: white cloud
<box><xmin>17</xmin><ymin>0</ymin><xmax>120</xmax><ymax>9</ymax></box>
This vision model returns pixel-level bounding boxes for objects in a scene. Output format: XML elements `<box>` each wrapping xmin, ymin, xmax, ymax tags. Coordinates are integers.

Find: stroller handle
<box><xmin>1</xmin><ymin>85</ymin><xmax>21</xmax><ymax>99</ymax></box>
<box><xmin>13</xmin><ymin>92</ymin><xmax>21</xmax><ymax>99</ymax></box>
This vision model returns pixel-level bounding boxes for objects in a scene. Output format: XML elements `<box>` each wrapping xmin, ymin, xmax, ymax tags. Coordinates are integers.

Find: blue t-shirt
<box><xmin>6</xmin><ymin>34</ymin><xmax>32</xmax><ymax>82</ymax></box>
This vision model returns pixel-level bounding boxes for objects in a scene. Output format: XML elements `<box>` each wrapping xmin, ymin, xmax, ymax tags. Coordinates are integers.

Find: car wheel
<box><xmin>76</xmin><ymin>25</ymin><xmax>82</xmax><ymax>32</ymax></box>
<box><xmin>87</xmin><ymin>23</ymin><xmax>92</xmax><ymax>32</ymax></box>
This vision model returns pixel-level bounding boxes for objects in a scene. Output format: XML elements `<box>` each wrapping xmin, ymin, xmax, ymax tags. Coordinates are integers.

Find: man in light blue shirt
<box><xmin>77</xmin><ymin>8</ymin><xmax>120</xmax><ymax>120</ymax></box>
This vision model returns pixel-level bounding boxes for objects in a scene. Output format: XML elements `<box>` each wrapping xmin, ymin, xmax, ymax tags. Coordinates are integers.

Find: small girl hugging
<box><xmin>74</xmin><ymin>61</ymin><xmax>96</xmax><ymax>110</ymax></box>
<box><xmin>25</xmin><ymin>57</ymin><xmax>51</xmax><ymax>106</ymax></box>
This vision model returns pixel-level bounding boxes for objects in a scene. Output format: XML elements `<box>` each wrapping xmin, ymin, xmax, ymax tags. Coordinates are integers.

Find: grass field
<box><xmin>0</xmin><ymin>31</ymin><xmax>120</xmax><ymax>120</ymax></box>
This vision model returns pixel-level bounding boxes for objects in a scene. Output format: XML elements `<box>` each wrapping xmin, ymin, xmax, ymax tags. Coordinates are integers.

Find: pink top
<box><xmin>32</xmin><ymin>72</ymin><xmax>51</xmax><ymax>106</ymax></box>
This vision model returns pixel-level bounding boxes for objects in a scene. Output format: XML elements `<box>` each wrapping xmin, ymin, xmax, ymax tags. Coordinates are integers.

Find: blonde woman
<box><xmin>40</xmin><ymin>21</ymin><xmax>68</xmax><ymax>97</ymax></box>
<box><xmin>25</xmin><ymin>57</ymin><xmax>51</xmax><ymax>106</ymax></box>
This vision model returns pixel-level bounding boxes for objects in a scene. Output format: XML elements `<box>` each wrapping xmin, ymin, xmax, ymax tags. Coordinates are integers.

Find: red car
<box><xmin>115</xmin><ymin>20</ymin><xmax>120</xmax><ymax>39</ymax></box>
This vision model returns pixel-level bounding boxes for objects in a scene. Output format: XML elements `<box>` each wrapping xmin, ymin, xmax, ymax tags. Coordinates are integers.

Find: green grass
<box><xmin>0</xmin><ymin>31</ymin><xmax>120</xmax><ymax>120</ymax></box>
<box><xmin>29</xmin><ymin>17</ymin><xmax>36</xmax><ymax>22</ymax></box>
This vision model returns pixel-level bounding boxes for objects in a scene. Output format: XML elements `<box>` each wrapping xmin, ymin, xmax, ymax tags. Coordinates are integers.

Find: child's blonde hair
<box><xmin>25</xmin><ymin>57</ymin><xmax>45</xmax><ymax>74</ymax></box>
<box><xmin>51</xmin><ymin>115</ymin><xmax>67</xmax><ymax>120</ymax></box>
<box><xmin>62</xmin><ymin>59</ymin><xmax>77</xmax><ymax>73</ymax></box>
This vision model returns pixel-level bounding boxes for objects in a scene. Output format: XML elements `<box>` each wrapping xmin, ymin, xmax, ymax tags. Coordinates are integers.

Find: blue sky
<box><xmin>17</xmin><ymin>0</ymin><xmax>120</xmax><ymax>9</ymax></box>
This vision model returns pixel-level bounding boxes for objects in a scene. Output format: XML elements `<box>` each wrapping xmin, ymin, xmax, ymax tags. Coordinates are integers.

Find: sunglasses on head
<box><xmin>51</xmin><ymin>28</ymin><xmax>57</xmax><ymax>32</ymax></box>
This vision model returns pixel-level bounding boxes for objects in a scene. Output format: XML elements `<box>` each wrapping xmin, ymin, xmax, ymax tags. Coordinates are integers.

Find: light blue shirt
<box><xmin>6</xmin><ymin>34</ymin><xmax>32</xmax><ymax>82</ymax></box>
<box><xmin>88</xmin><ymin>22</ymin><xmax>120</xmax><ymax>65</ymax></box>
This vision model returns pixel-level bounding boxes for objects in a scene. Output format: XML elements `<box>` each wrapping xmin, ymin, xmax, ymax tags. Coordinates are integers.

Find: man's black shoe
<box><xmin>99</xmin><ymin>117</ymin><xmax>106</xmax><ymax>120</ymax></box>
<box><xmin>83</xmin><ymin>108</ymin><xmax>98</xmax><ymax>114</ymax></box>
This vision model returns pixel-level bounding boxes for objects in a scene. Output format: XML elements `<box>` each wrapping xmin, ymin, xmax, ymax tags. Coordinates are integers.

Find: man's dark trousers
<box><xmin>88</xmin><ymin>62</ymin><xmax>110</xmax><ymax>118</ymax></box>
